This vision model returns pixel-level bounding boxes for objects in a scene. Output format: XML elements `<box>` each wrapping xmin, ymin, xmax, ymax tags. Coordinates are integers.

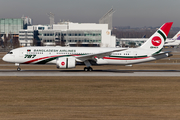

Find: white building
<box><xmin>19</xmin><ymin>30</ymin><xmax>34</xmax><ymax>46</ymax></box>
<box><xmin>19</xmin><ymin>25</ymin><xmax>50</xmax><ymax>46</ymax></box>
<box><xmin>21</xmin><ymin>16</ymin><xmax>33</xmax><ymax>29</ymax></box>
<box><xmin>116</xmin><ymin>38</ymin><xmax>146</xmax><ymax>47</ymax></box>
<box><xmin>19</xmin><ymin>22</ymin><xmax>116</xmax><ymax>47</ymax></box>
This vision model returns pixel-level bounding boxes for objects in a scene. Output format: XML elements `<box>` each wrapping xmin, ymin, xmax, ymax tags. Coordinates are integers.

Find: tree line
<box><xmin>112</xmin><ymin>29</ymin><xmax>178</xmax><ymax>38</ymax></box>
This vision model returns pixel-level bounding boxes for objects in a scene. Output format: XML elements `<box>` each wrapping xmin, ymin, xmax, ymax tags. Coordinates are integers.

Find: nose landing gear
<box><xmin>17</xmin><ymin>67</ymin><xmax>21</xmax><ymax>71</ymax></box>
<box><xmin>15</xmin><ymin>63</ymin><xmax>21</xmax><ymax>71</ymax></box>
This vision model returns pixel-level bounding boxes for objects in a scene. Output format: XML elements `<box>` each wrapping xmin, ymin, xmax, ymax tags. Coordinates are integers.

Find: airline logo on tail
<box><xmin>151</xmin><ymin>36</ymin><xmax>162</xmax><ymax>46</ymax></box>
<box><xmin>147</xmin><ymin>22</ymin><xmax>173</xmax><ymax>49</ymax></box>
<box><xmin>177</xmin><ymin>34</ymin><xmax>180</xmax><ymax>38</ymax></box>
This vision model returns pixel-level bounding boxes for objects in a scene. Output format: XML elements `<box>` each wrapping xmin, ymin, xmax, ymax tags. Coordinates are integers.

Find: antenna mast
<box><xmin>47</xmin><ymin>12</ymin><xmax>55</xmax><ymax>29</ymax></box>
<box><xmin>99</xmin><ymin>8</ymin><xmax>115</xmax><ymax>30</ymax></box>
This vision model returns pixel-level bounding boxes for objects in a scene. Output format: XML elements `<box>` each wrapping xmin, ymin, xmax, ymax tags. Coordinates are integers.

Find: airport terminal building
<box><xmin>0</xmin><ymin>17</ymin><xmax>32</xmax><ymax>48</ymax></box>
<box><xmin>19</xmin><ymin>22</ymin><xmax>116</xmax><ymax>47</ymax></box>
<box><xmin>116</xmin><ymin>38</ymin><xmax>146</xmax><ymax>47</ymax></box>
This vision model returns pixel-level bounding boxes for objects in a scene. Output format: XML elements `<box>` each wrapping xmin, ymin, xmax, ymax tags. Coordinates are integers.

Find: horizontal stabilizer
<box><xmin>152</xmin><ymin>51</ymin><xmax>172</xmax><ymax>57</ymax></box>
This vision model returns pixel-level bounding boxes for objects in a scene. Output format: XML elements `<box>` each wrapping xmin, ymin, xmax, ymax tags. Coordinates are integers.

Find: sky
<box><xmin>0</xmin><ymin>0</ymin><xmax>180</xmax><ymax>27</ymax></box>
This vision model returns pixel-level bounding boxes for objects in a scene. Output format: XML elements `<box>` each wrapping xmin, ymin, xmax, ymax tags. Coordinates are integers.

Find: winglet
<box><xmin>160</xmin><ymin>22</ymin><xmax>173</xmax><ymax>37</ymax></box>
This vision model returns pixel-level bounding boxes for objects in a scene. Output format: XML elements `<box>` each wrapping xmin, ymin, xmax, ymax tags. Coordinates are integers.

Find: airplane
<box><xmin>3</xmin><ymin>22</ymin><xmax>173</xmax><ymax>71</ymax></box>
<box><xmin>164</xmin><ymin>32</ymin><xmax>180</xmax><ymax>47</ymax></box>
<box><xmin>119</xmin><ymin>31</ymin><xmax>180</xmax><ymax>47</ymax></box>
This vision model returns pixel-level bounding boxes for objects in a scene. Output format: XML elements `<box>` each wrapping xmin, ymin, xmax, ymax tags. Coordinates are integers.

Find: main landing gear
<box><xmin>83</xmin><ymin>60</ymin><xmax>93</xmax><ymax>72</ymax></box>
<box><xmin>84</xmin><ymin>67</ymin><xmax>93</xmax><ymax>72</ymax></box>
<box><xmin>15</xmin><ymin>63</ymin><xmax>21</xmax><ymax>71</ymax></box>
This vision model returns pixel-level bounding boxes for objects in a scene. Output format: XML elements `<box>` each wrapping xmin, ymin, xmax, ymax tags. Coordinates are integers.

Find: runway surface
<box><xmin>0</xmin><ymin>69</ymin><xmax>180</xmax><ymax>76</ymax></box>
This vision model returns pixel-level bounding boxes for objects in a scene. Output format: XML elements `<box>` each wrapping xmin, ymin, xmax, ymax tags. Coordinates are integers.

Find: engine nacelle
<box><xmin>56</xmin><ymin>57</ymin><xmax>76</xmax><ymax>69</ymax></box>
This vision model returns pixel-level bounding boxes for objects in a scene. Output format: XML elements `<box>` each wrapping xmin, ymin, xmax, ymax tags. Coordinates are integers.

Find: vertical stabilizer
<box><xmin>172</xmin><ymin>31</ymin><xmax>180</xmax><ymax>39</ymax></box>
<box><xmin>140</xmin><ymin>22</ymin><xmax>173</xmax><ymax>52</ymax></box>
<box><xmin>176</xmin><ymin>35</ymin><xmax>180</xmax><ymax>40</ymax></box>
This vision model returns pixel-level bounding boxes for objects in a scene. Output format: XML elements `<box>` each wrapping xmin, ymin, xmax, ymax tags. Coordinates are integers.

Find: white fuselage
<box><xmin>2</xmin><ymin>46</ymin><xmax>168</xmax><ymax>66</ymax></box>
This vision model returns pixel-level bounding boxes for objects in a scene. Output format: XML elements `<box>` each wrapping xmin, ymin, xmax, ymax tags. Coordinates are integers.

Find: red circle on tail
<box><xmin>151</xmin><ymin>36</ymin><xmax>162</xmax><ymax>46</ymax></box>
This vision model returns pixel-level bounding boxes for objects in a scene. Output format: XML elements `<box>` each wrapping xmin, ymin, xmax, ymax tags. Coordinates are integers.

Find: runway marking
<box><xmin>0</xmin><ymin>70</ymin><xmax>180</xmax><ymax>76</ymax></box>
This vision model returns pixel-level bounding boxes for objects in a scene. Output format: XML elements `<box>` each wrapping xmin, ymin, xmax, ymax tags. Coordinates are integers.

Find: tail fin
<box><xmin>142</xmin><ymin>35</ymin><xmax>146</xmax><ymax>38</ymax></box>
<box><xmin>172</xmin><ymin>31</ymin><xmax>180</xmax><ymax>39</ymax></box>
<box><xmin>140</xmin><ymin>22</ymin><xmax>173</xmax><ymax>52</ymax></box>
<box><xmin>176</xmin><ymin>35</ymin><xmax>180</xmax><ymax>40</ymax></box>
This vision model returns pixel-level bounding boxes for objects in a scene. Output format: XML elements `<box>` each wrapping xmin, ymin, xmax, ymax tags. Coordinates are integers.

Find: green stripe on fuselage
<box><xmin>109</xmin><ymin>55</ymin><xmax>148</xmax><ymax>58</ymax></box>
<box><xmin>36</xmin><ymin>56</ymin><xmax>59</xmax><ymax>64</ymax></box>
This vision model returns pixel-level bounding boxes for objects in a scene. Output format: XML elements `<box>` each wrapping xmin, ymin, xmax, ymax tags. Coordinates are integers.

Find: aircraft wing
<box><xmin>76</xmin><ymin>49</ymin><xmax>127</xmax><ymax>62</ymax></box>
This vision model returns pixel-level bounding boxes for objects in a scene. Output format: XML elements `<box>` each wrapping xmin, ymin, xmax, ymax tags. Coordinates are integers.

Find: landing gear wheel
<box><xmin>84</xmin><ymin>67</ymin><xmax>88</xmax><ymax>71</ymax></box>
<box><xmin>17</xmin><ymin>67</ymin><xmax>21</xmax><ymax>71</ymax></box>
<box><xmin>89</xmin><ymin>67</ymin><xmax>93</xmax><ymax>71</ymax></box>
<box><xmin>84</xmin><ymin>67</ymin><xmax>93</xmax><ymax>72</ymax></box>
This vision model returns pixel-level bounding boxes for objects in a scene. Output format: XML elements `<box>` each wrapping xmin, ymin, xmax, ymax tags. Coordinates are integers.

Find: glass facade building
<box><xmin>0</xmin><ymin>19</ymin><xmax>23</xmax><ymax>34</ymax></box>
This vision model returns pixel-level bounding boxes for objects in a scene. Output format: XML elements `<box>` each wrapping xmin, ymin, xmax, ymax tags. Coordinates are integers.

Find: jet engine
<box><xmin>56</xmin><ymin>57</ymin><xmax>76</xmax><ymax>69</ymax></box>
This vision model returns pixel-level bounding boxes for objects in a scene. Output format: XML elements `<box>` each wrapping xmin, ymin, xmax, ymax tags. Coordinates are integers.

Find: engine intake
<box><xmin>56</xmin><ymin>57</ymin><xmax>76</xmax><ymax>69</ymax></box>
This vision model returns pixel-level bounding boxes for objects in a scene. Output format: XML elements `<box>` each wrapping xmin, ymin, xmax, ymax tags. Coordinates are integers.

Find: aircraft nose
<box><xmin>2</xmin><ymin>55</ymin><xmax>7</xmax><ymax>62</ymax></box>
<box><xmin>2</xmin><ymin>54</ymin><xmax>15</xmax><ymax>63</ymax></box>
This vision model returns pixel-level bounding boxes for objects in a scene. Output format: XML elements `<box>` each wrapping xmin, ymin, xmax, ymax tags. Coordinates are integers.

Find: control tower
<box><xmin>47</xmin><ymin>12</ymin><xmax>55</xmax><ymax>29</ymax></box>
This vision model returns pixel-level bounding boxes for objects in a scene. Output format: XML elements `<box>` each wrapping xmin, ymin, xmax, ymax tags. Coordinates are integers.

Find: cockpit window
<box><xmin>7</xmin><ymin>52</ymin><xmax>13</xmax><ymax>54</ymax></box>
